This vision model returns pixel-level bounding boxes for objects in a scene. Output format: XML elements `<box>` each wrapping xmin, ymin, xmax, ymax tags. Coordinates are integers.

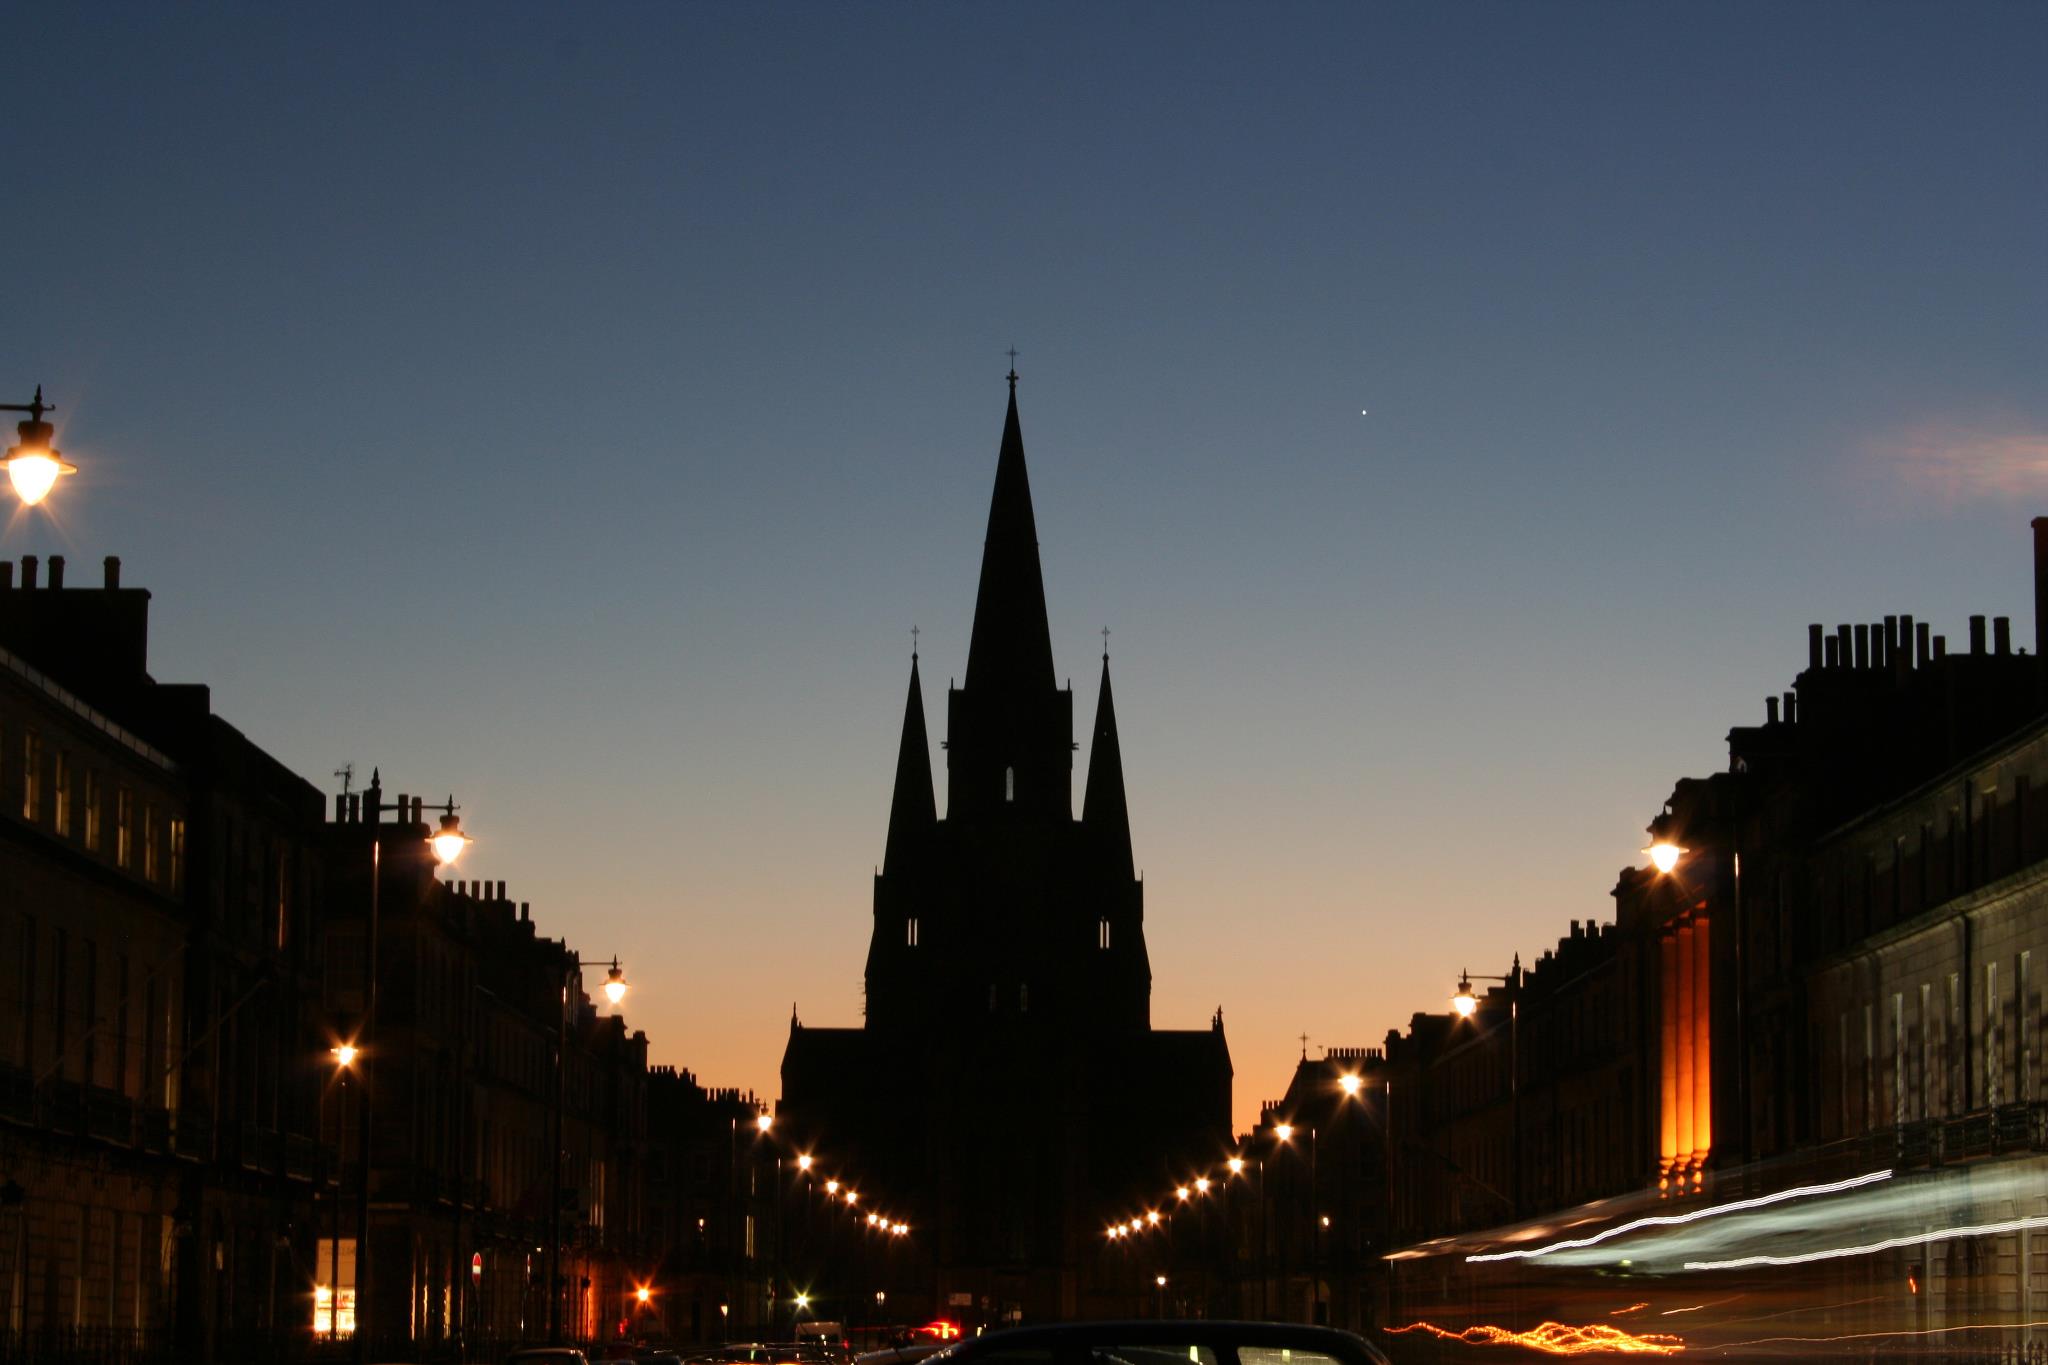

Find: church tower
<box><xmin>864</xmin><ymin>374</ymin><xmax>1151</xmax><ymax>1036</ymax></box>
<box><xmin>782</xmin><ymin>375</ymin><xmax>1230</xmax><ymax>1325</ymax></box>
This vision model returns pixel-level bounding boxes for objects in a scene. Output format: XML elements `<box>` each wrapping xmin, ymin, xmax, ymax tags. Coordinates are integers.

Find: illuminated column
<box><xmin>1675</xmin><ymin>923</ymin><xmax>1695</xmax><ymax>1173</ymax></box>
<box><xmin>1692</xmin><ymin>914</ymin><xmax>1713</xmax><ymax>1175</ymax></box>
<box><xmin>1659</xmin><ymin>931</ymin><xmax>1679</xmax><ymax>1187</ymax></box>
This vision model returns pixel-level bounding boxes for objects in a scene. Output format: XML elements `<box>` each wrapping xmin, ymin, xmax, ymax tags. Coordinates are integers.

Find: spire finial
<box><xmin>1005</xmin><ymin>346</ymin><xmax>1020</xmax><ymax>391</ymax></box>
<box><xmin>1299</xmin><ymin>1031</ymin><xmax>1310</xmax><ymax>1060</ymax></box>
<box><xmin>1101</xmin><ymin>625</ymin><xmax>1110</xmax><ymax>662</ymax></box>
<box><xmin>911</xmin><ymin>624</ymin><xmax>920</xmax><ymax>660</ymax></box>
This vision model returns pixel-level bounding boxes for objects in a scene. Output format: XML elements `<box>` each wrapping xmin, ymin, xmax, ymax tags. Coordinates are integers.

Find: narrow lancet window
<box><xmin>906</xmin><ymin>917</ymin><xmax>918</xmax><ymax>947</ymax></box>
<box><xmin>1005</xmin><ymin>767</ymin><xmax>1015</xmax><ymax>803</ymax></box>
<box><xmin>1099</xmin><ymin>918</ymin><xmax>1111</xmax><ymax>950</ymax></box>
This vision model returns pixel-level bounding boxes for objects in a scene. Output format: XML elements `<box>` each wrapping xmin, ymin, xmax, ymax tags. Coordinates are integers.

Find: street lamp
<box><xmin>1645</xmin><ymin>841</ymin><xmax>1686</xmax><ymax>875</ymax></box>
<box><xmin>1449</xmin><ymin>961</ymin><xmax>1521</xmax><ymax>1216</ymax></box>
<box><xmin>351</xmin><ymin>775</ymin><xmax>472</xmax><ymax>1364</ymax></box>
<box><xmin>548</xmin><ymin>950</ymin><xmax>629</xmax><ymax>1344</ymax></box>
<box><xmin>1</xmin><ymin>388</ymin><xmax>75</xmax><ymax>507</ymax></box>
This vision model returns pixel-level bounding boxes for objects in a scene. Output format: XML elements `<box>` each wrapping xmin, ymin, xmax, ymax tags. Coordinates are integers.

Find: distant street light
<box><xmin>757</xmin><ymin>1112</ymin><xmax>776</xmax><ymax>1133</ymax></box>
<box><xmin>1</xmin><ymin>388</ymin><xmax>75</xmax><ymax>507</ymax></box>
<box><xmin>1646</xmin><ymin>841</ymin><xmax>1686</xmax><ymax>875</ymax></box>
<box><xmin>1337</xmin><ymin>1073</ymin><xmax>1362</xmax><ymax>1096</ymax></box>
<box><xmin>331</xmin><ymin>1044</ymin><xmax>358</xmax><ymax>1069</ymax></box>
<box><xmin>1450</xmin><ymin>960</ymin><xmax>1523</xmax><ymax>1217</ymax></box>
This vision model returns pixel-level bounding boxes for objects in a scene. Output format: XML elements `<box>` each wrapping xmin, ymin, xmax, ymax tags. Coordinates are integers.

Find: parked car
<box><xmin>920</xmin><ymin>1322</ymin><xmax>1389</xmax><ymax>1365</ymax></box>
<box><xmin>506</xmin><ymin>1350</ymin><xmax>593</xmax><ymax>1365</ymax></box>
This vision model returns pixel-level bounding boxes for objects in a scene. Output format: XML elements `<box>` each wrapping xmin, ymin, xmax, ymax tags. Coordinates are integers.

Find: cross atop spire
<box><xmin>1006</xmin><ymin>346</ymin><xmax>1020</xmax><ymax>391</ymax></box>
<box><xmin>911</xmin><ymin>624</ymin><xmax>920</xmax><ymax>660</ymax></box>
<box><xmin>1101</xmin><ymin>625</ymin><xmax>1111</xmax><ymax>661</ymax></box>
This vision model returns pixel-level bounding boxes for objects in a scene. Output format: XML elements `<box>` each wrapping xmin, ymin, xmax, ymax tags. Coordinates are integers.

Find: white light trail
<box><xmin>1466</xmin><ymin>1170</ymin><xmax>1892</xmax><ymax>1264</ymax></box>
<box><xmin>1684</xmin><ymin>1213</ymin><xmax>2048</xmax><ymax>1271</ymax></box>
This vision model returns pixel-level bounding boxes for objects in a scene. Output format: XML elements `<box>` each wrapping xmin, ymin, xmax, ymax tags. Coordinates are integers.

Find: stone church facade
<box><xmin>780</xmin><ymin>380</ymin><xmax>1232</xmax><ymax>1325</ymax></box>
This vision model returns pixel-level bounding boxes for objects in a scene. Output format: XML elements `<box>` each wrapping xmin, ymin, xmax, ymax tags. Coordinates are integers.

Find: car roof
<box><xmin>932</xmin><ymin>1322</ymin><xmax>1384</xmax><ymax>1365</ymax></box>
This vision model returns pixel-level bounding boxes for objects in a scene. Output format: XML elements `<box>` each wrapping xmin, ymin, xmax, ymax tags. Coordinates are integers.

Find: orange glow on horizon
<box><xmin>1389</xmin><ymin>1322</ymin><xmax>1684</xmax><ymax>1356</ymax></box>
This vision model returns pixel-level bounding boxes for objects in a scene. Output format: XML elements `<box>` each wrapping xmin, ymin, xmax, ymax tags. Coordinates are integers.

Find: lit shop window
<box><xmin>312</xmin><ymin>1238</ymin><xmax>357</xmax><ymax>1337</ymax></box>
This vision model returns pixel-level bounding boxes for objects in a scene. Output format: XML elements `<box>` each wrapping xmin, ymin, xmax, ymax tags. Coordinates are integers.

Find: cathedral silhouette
<box><xmin>780</xmin><ymin>376</ymin><xmax>1233</xmax><ymax>1323</ymax></box>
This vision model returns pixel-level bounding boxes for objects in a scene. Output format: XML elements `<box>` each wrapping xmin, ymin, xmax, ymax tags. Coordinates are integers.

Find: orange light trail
<box><xmin>1610</xmin><ymin>1303</ymin><xmax>1650</xmax><ymax>1316</ymax></box>
<box><xmin>1704</xmin><ymin>1319</ymin><xmax>2048</xmax><ymax>1353</ymax></box>
<box><xmin>1389</xmin><ymin>1321</ymin><xmax>1685</xmax><ymax>1355</ymax></box>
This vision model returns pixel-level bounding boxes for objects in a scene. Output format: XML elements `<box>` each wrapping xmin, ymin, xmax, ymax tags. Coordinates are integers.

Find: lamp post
<box><xmin>353</xmin><ymin>778</ymin><xmax>471</xmax><ymax>1365</ymax></box>
<box><xmin>1450</xmin><ymin>961</ymin><xmax>1521</xmax><ymax>1218</ymax></box>
<box><xmin>326</xmin><ymin>1045</ymin><xmax>356</xmax><ymax>1341</ymax></box>
<box><xmin>549</xmin><ymin>953</ymin><xmax>629</xmax><ymax>1345</ymax></box>
<box><xmin>0</xmin><ymin>387</ymin><xmax>75</xmax><ymax>507</ymax></box>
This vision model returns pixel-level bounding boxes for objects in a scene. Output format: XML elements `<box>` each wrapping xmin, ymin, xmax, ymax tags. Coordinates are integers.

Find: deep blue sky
<box><xmin>7</xmin><ymin>3</ymin><xmax>2045</xmax><ymax>1128</ymax></box>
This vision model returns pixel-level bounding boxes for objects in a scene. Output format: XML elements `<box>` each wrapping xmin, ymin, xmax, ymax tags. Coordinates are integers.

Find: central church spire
<box><xmin>963</xmin><ymin>382</ymin><xmax>1056</xmax><ymax>695</ymax></box>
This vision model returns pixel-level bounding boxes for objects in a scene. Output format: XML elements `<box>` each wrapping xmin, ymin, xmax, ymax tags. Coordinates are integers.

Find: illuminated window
<box><xmin>906</xmin><ymin>917</ymin><xmax>918</xmax><ymax>947</ymax></box>
<box><xmin>52</xmin><ymin>752</ymin><xmax>70</xmax><ymax>836</ymax></box>
<box><xmin>144</xmin><ymin>806</ymin><xmax>160</xmax><ymax>882</ymax></box>
<box><xmin>21</xmin><ymin>732</ymin><xmax>41</xmax><ymax>821</ymax></box>
<box><xmin>1004</xmin><ymin>767</ymin><xmax>1014</xmax><ymax>803</ymax></box>
<box><xmin>312</xmin><ymin>1238</ymin><xmax>357</xmax><ymax>1337</ymax></box>
<box><xmin>169</xmin><ymin>819</ymin><xmax>186</xmax><ymax>891</ymax></box>
<box><xmin>1099</xmin><ymin>918</ymin><xmax>1111</xmax><ymax>950</ymax></box>
<box><xmin>84</xmin><ymin>772</ymin><xmax>101</xmax><ymax>851</ymax></box>
<box><xmin>116</xmin><ymin>789</ymin><xmax>133</xmax><ymax>869</ymax></box>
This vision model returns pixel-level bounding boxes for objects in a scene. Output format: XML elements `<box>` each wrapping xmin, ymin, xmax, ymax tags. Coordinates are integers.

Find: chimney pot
<box><xmin>1899</xmin><ymin>614</ymin><xmax>1915</xmax><ymax>671</ymax></box>
<box><xmin>0</xmin><ymin>562</ymin><xmax>11</xmax><ymax>590</ymax></box>
<box><xmin>1837</xmin><ymin>624</ymin><xmax>1853</xmax><ymax>667</ymax></box>
<box><xmin>1935</xmin><ymin>634</ymin><xmax>1948</xmax><ymax>660</ymax></box>
<box><xmin>1766</xmin><ymin>696</ymin><xmax>1780</xmax><ymax>724</ymax></box>
<box><xmin>1807</xmin><ymin>624</ymin><xmax>1824</xmax><ymax>671</ymax></box>
<box><xmin>1854</xmin><ymin>623</ymin><xmax>1870</xmax><ymax>670</ymax></box>
<box><xmin>1884</xmin><ymin>615</ymin><xmax>1899</xmax><ymax>665</ymax></box>
<box><xmin>1825</xmin><ymin>635</ymin><xmax>1841</xmax><ymax>668</ymax></box>
<box><xmin>46</xmin><ymin>556</ymin><xmax>64</xmax><ymax>589</ymax></box>
<box><xmin>2034</xmin><ymin>517</ymin><xmax>2048</xmax><ymax>660</ymax></box>
<box><xmin>103</xmin><ymin>556</ymin><xmax>120</xmax><ymax>589</ymax></box>
<box><xmin>20</xmin><ymin>556</ymin><xmax>37</xmax><ymax>589</ymax></box>
<box><xmin>1970</xmin><ymin>615</ymin><xmax>1988</xmax><ymax>655</ymax></box>
<box><xmin>1917</xmin><ymin>621</ymin><xmax>1931</xmax><ymax>668</ymax></box>
<box><xmin>1785</xmin><ymin>690</ymin><xmax>1798</xmax><ymax>724</ymax></box>
<box><xmin>1995</xmin><ymin>617</ymin><xmax>2012</xmax><ymax>655</ymax></box>
<box><xmin>496</xmin><ymin>879</ymin><xmax>506</xmax><ymax>901</ymax></box>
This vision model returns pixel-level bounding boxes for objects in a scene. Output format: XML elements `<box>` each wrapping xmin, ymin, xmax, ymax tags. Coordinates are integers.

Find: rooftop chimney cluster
<box><xmin>0</xmin><ymin>555</ymin><xmax>124</xmax><ymax>591</ymax></box>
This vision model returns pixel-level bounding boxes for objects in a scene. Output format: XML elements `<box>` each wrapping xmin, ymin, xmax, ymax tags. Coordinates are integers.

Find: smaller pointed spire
<box><xmin>882</xmin><ymin>654</ymin><xmax>936</xmax><ymax>877</ymax></box>
<box><xmin>1082</xmin><ymin>653</ymin><xmax>1134</xmax><ymax>879</ymax></box>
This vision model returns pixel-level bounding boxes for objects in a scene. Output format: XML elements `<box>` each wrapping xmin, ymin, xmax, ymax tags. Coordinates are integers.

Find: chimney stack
<box><xmin>1995</xmin><ymin>616</ymin><xmax>2012</xmax><ymax>655</ymax></box>
<box><xmin>1917</xmin><ymin>621</ymin><xmax>1931</xmax><ymax>668</ymax></box>
<box><xmin>21</xmin><ymin>556</ymin><xmax>37</xmax><ymax>589</ymax></box>
<box><xmin>1766</xmin><ymin>696</ymin><xmax>1780</xmax><ymax>724</ymax></box>
<box><xmin>1808</xmin><ymin>624</ymin><xmax>1824</xmax><ymax>671</ymax></box>
<box><xmin>1825</xmin><ymin>634</ymin><xmax>1841</xmax><ymax>668</ymax></box>
<box><xmin>1970</xmin><ymin>615</ymin><xmax>1988</xmax><ymax>655</ymax></box>
<box><xmin>104</xmin><ymin>556</ymin><xmax>121</xmax><ymax>589</ymax></box>
<box><xmin>0</xmin><ymin>563</ymin><xmax>11</xmax><ymax>590</ymax></box>
<box><xmin>1784</xmin><ymin>690</ymin><xmax>1798</xmax><ymax>723</ymax></box>
<box><xmin>1837</xmin><ymin>624</ymin><xmax>1853</xmax><ymax>667</ymax></box>
<box><xmin>47</xmin><ymin>556</ymin><xmax>64</xmax><ymax>589</ymax></box>
<box><xmin>1854</xmin><ymin>623</ymin><xmax>1870</xmax><ymax>670</ymax></box>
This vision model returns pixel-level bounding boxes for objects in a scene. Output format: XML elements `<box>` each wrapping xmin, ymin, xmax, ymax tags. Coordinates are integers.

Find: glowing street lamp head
<box><xmin>756</xmin><ymin>1112</ymin><xmax>775</xmax><ymax>1133</ymax></box>
<box><xmin>825</xmin><ymin>1179</ymin><xmax>840</xmax><ymax>1195</ymax></box>
<box><xmin>2</xmin><ymin>390</ymin><xmax>75</xmax><ymax>507</ymax></box>
<box><xmin>844</xmin><ymin>1190</ymin><xmax>858</xmax><ymax>1206</ymax></box>
<box><xmin>1338</xmin><ymin>1073</ymin><xmax>1362</xmax><ymax>1096</ymax></box>
<box><xmin>603</xmin><ymin>958</ymin><xmax>628</xmax><ymax>1006</ymax></box>
<box><xmin>331</xmin><ymin>1044</ymin><xmax>358</xmax><ymax>1068</ymax></box>
<box><xmin>1452</xmin><ymin>972</ymin><xmax>1478</xmax><ymax>1018</ymax></box>
<box><xmin>798</xmin><ymin>1154</ymin><xmax>814</xmax><ymax>1171</ymax></box>
<box><xmin>1175</xmin><ymin>1185</ymin><xmax>1190</xmax><ymax>1201</ymax></box>
<box><xmin>1274</xmin><ymin>1123</ymin><xmax>1295</xmax><ymax>1143</ymax></box>
<box><xmin>1155</xmin><ymin>1275</ymin><xmax>1167</xmax><ymax>1288</ymax></box>
<box><xmin>1646</xmin><ymin>841</ymin><xmax>1686</xmax><ymax>875</ymax></box>
<box><xmin>429</xmin><ymin>800</ymin><xmax>473</xmax><ymax>866</ymax></box>
<box><xmin>794</xmin><ymin>1292</ymin><xmax>810</xmax><ymax>1310</ymax></box>
<box><xmin>1227</xmin><ymin>1157</ymin><xmax>1245</xmax><ymax>1175</ymax></box>
<box><xmin>1145</xmin><ymin>1210</ymin><xmax>1161</xmax><ymax>1226</ymax></box>
<box><xmin>635</xmin><ymin>1286</ymin><xmax>652</xmax><ymax>1304</ymax></box>
<box><xmin>1194</xmin><ymin>1177</ymin><xmax>1211</xmax><ymax>1194</ymax></box>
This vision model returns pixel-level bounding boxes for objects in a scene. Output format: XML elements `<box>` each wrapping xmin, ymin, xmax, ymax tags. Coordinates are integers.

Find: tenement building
<box><xmin>1378</xmin><ymin>519</ymin><xmax>2048</xmax><ymax>1355</ymax></box>
<box><xmin>779</xmin><ymin>379</ymin><xmax>1233</xmax><ymax>1326</ymax></box>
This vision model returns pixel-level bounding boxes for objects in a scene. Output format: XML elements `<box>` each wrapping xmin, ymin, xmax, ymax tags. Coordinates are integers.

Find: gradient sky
<box><xmin>6</xmin><ymin>3</ymin><xmax>2046</xmax><ymax>1131</ymax></box>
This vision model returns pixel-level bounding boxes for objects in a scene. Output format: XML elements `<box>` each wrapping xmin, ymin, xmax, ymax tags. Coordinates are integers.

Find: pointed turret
<box><xmin>882</xmin><ymin>653</ymin><xmax>936</xmax><ymax>876</ymax></box>
<box><xmin>964</xmin><ymin>382</ymin><xmax>1056</xmax><ymax>695</ymax></box>
<box><xmin>1082</xmin><ymin>654</ymin><xmax>1134</xmax><ymax>879</ymax></box>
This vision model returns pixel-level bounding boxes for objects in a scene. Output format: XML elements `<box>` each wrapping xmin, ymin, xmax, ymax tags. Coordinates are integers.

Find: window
<box><xmin>53</xmin><ymin>751</ymin><xmax>70</xmax><ymax>836</ymax></box>
<box><xmin>84</xmin><ymin>771</ymin><xmax>101</xmax><ymax>851</ymax></box>
<box><xmin>1987</xmin><ymin>962</ymin><xmax>2002</xmax><ymax>1107</ymax></box>
<box><xmin>1004</xmin><ymin>767</ymin><xmax>1015</xmax><ymax>802</ymax></box>
<box><xmin>144</xmin><ymin>805</ymin><xmax>160</xmax><ymax>882</ymax></box>
<box><xmin>906</xmin><ymin>917</ymin><xmax>918</xmax><ymax>947</ymax></box>
<box><xmin>169</xmin><ymin>819</ymin><xmax>186</xmax><ymax>890</ymax></box>
<box><xmin>1099</xmin><ymin>917</ymin><xmax>1112</xmax><ymax>950</ymax></box>
<box><xmin>21</xmin><ymin>732</ymin><xmax>41</xmax><ymax>821</ymax></box>
<box><xmin>116</xmin><ymin>789</ymin><xmax>133</xmax><ymax>869</ymax></box>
